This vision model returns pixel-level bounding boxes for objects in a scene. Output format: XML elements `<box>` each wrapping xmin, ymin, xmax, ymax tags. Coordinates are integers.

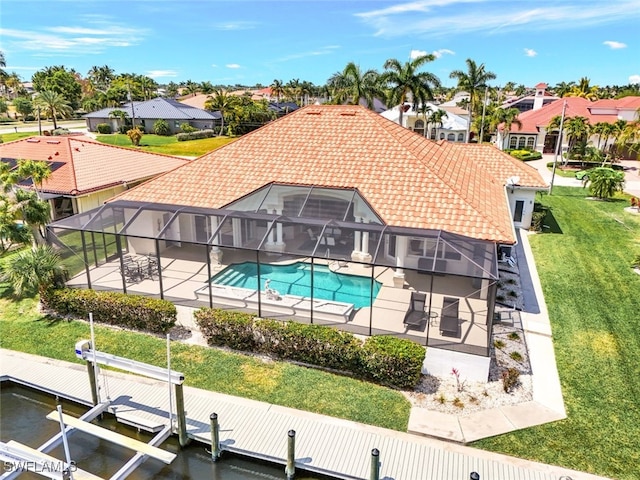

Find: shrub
<box><xmin>176</xmin><ymin>129</ymin><xmax>216</xmax><ymax>142</ymax></box>
<box><xmin>493</xmin><ymin>339</ymin><xmax>506</xmax><ymax>349</ymax></box>
<box><xmin>179</xmin><ymin>123</ymin><xmax>198</xmax><ymax>133</ymax></box>
<box><xmin>507</xmin><ymin>332</ymin><xmax>521</xmax><ymax>341</ymax></box>
<box><xmin>631</xmin><ymin>254</ymin><xmax>640</xmax><ymax>269</ymax></box>
<box><xmin>530</xmin><ymin>211</ymin><xmax>546</xmax><ymax>232</ymax></box>
<box><xmin>153</xmin><ymin>119</ymin><xmax>171</xmax><ymax>136</ymax></box>
<box><xmin>501</xmin><ymin>367</ymin><xmax>520</xmax><ymax>393</ymax></box>
<box><xmin>96</xmin><ymin>123</ymin><xmax>112</xmax><ymax>134</ymax></box>
<box><xmin>452</xmin><ymin>397</ymin><xmax>464</xmax><ymax>409</ymax></box>
<box><xmin>127</xmin><ymin>127</ymin><xmax>143</xmax><ymax>146</ymax></box>
<box><xmin>358</xmin><ymin>335</ymin><xmax>425</xmax><ymax>389</ymax></box>
<box><xmin>45</xmin><ymin>288</ymin><xmax>176</xmax><ymax>334</ymax></box>
<box><xmin>509</xmin><ymin>149</ymin><xmax>542</xmax><ymax>161</ymax></box>
<box><xmin>51</xmin><ymin>128</ymin><xmax>70</xmax><ymax>136</ymax></box>
<box><xmin>509</xmin><ymin>351</ymin><xmax>523</xmax><ymax>362</ymax></box>
<box><xmin>194</xmin><ymin>308</ymin><xmax>425</xmax><ymax>389</ymax></box>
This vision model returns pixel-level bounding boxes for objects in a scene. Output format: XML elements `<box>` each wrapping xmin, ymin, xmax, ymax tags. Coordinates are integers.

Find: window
<box><xmin>518</xmin><ymin>137</ymin><xmax>526</xmax><ymax>149</ymax></box>
<box><xmin>413</xmin><ymin>119</ymin><xmax>425</xmax><ymax>136</ymax></box>
<box><xmin>457</xmin><ymin>133</ymin><xmax>464</xmax><ymax>142</ymax></box>
<box><xmin>430</xmin><ymin>128</ymin><xmax>436</xmax><ymax>139</ymax></box>
<box><xmin>439</xmin><ymin>133</ymin><xmax>445</xmax><ymax>140</ymax></box>
<box><xmin>447</xmin><ymin>133</ymin><xmax>455</xmax><ymax>141</ymax></box>
<box><xmin>509</xmin><ymin>136</ymin><xmax>518</xmax><ymax>149</ymax></box>
<box><xmin>526</xmin><ymin>137</ymin><xmax>535</xmax><ymax>149</ymax></box>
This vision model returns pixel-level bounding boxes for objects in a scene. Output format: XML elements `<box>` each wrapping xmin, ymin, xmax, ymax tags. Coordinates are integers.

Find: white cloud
<box><xmin>433</xmin><ymin>48</ymin><xmax>455</xmax><ymax>58</ymax></box>
<box><xmin>524</xmin><ymin>48</ymin><xmax>537</xmax><ymax>57</ymax></box>
<box><xmin>212</xmin><ymin>21</ymin><xmax>258</xmax><ymax>31</ymax></box>
<box><xmin>603</xmin><ymin>40</ymin><xmax>627</xmax><ymax>49</ymax></box>
<box><xmin>276</xmin><ymin>46</ymin><xmax>340</xmax><ymax>63</ymax></box>
<box><xmin>629</xmin><ymin>74</ymin><xmax>640</xmax><ymax>84</ymax></box>
<box><xmin>410</xmin><ymin>49</ymin><xmax>427</xmax><ymax>59</ymax></box>
<box><xmin>147</xmin><ymin>70</ymin><xmax>178</xmax><ymax>79</ymax></box>
<box><xmin>355</xmin><ymin>1</ymin><xmax>640</xmax><ymax>37</ymax></box>
<box><xmin>226</xmin><ymin>64</ymin><xmax>241</xmax><ymax>69</ymax></box>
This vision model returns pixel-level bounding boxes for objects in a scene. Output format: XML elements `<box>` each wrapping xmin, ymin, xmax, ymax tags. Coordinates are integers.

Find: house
<box><xmin>48</xmin><ymin>105</ymin><xmax>547</xmax><ymax>381</ymax></box>
<box><xmin>381</xmin><ymin>102</ymin><xmax>469</xmax><ymax>142</ymax></box>
<box><xmin>84</xmin><ymin>98</ymin><xmax>222</xmax><ymax>134</ymax></box>
<box><xmin>501</xmin><ymin>83</ymin><xmax>560</xmax><ymax>113</ymax></box>
<box><xmin>0</xmin><ymin>135</ymin><xmax>189</xmax><ymax>220</ymax></box>
<box><xmin>496</xmin><ymin>96</ymin><xmax>640</xmax><ymax>154</ymax></box>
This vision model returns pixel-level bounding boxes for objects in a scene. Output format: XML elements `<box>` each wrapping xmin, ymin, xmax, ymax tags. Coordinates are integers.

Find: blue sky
<box><xmin>1</xmin><ymin>0</ymin><xmax>639</xmax><ymax>89</ymax></box>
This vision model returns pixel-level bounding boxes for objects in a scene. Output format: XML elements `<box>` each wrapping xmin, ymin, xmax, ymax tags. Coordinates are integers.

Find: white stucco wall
<box><xmin>507</xmin><ymin>188</ymin><xmax>537</xmax><ymax>229</ymax></box>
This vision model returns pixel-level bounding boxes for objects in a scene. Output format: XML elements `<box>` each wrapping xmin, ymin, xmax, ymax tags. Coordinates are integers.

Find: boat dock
<box><xmin>0</xmin><ymin>348</ymin><xmax>607</xmax><ymax>480</ymax></box>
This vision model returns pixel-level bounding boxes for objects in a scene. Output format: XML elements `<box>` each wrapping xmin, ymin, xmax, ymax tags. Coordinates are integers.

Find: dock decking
<box><xmin>0</xmin><ymin>349</ymin><xmax>605</xmax><ymax>480</ymax></box>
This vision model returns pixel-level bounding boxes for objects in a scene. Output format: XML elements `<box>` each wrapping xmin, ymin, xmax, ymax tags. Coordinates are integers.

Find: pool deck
<box><xmin>0</xmin><ymin>349</ymin><xmax>608</xmax><ymax>480</ymax></box>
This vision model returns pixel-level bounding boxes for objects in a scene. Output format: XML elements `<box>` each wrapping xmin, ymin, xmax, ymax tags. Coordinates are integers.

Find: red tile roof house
<box><xmin>496</xmin><ymin>96</ymin><xmax>640</xmax><ymax>155</ymax></box>
<box><xmin>48</xmin><ymin>106</ymin><xmax>547</xmax><ymax>381</ymax></box>
<box><xmin>0</xmin><ymin>135</ymin><xmax>189</xmax><ymax>220</ymax></box>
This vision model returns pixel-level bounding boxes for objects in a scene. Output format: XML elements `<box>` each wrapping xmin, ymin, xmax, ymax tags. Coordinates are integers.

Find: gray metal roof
<box><xmin>84</xmin><ymin>98</ymin><xmax>221</xmax><ymax>120</ymax></box>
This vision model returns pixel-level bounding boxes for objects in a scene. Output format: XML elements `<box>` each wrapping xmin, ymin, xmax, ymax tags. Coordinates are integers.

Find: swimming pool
<box><xmin>210</xmin><ymin>261</ymin><xmax>381</xmax><ymax>308</ymax></box>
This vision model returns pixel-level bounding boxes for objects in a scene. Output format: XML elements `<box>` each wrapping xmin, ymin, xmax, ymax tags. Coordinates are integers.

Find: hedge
<box><xmin>96</xmin><ymin>123</ymin><xmax>112</xmax><ymax>134</ymax></box>
<box><xmin>176</xmin><ymin>129</ymin><xmax>216</xmax><ymax>142</ymax></box>
<box><xmin>44</xmin><ymin>288</ymin><xmax>177</xmax><ymax>334</ymax></box>
<box><xmin>194</xmin><ymin>308</ymin><xmax>425</xmax><ymax>389</ymax></box>
<box><xmin>509</xmin><ymin>149</ymin><xmax>542</xmax><ymax>161</ymax></box>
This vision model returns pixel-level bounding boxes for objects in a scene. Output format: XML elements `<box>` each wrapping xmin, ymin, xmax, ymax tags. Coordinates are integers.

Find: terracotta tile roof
<box><xmin>0</xmin><ymin>135</ymin><xmax>188</xmax><ymax>195</ymax></box>
<box><xmin>507</xmin><ymin>97</ymin><xmax>634</xmax><ymax>133</ymax></box>
<box><xmin>590</xmin><ymin>96</ymin><xmax>640</xmax><ymax>110</ymax></box>
<box><xmin>113</xmin><ymin>105</ymin><xmax>547</xmax><ymax>244</ymax></box>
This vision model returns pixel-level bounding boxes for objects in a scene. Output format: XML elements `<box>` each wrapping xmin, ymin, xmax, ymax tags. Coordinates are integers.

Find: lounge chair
<box><xmin>440</xmin><ymin>297</ymin><xmax>460</xmax><ymax>336</ymax></box>
<box><xmin>404</xmin><ymin>291</ymin><xmax>427</xmax><ymax>328</ymax></box>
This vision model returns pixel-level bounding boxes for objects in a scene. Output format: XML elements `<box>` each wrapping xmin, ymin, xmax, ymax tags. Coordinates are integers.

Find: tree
<box><xmin>34</xmin><ymin>90</ymin><xmax>72</xmax><ymax>129</ymax></box>
<box><xmin>417</xmin><ymin>103</ymin><xmax>433</xmax><ymax>137</ymax></box>
<box><xmin>493</xmin><ymin>107</ymin><xmax>522</xmax><ymax>149</ymax></box>
<box><xmin>13</xmin><ymin>97</ymin><xmax>33</xmax><ymax>120</ymax></box>
<box><xmin>1</xmin><ymin>245</ymin><xmax>67</xmax><ymax>302</ymax></box>
<box><xmin>109</xmin><ymin>109</ymin><xmax>129</xmax><ymax>131</ymax></box>
<box><xmin>205</xmin><ymin>88</ymin><xmax>238</xmax><ymax>135</ymax></box>
<box><xmin>138</xmin><ymin>76</ymin><xmax>158</xmax><ymax>100</ymax></box>
<box><xmin>0</xmin><ymin>99</ymin><xmax>7</xmax><ymax>117</ymax></box>
<box><xmin>328</xmin><ymin>62</ymin><xmax>381</xmax><ymax>110</ymax></box>
<box><xmin>429</xmin><ymin>109</ymin><xmax>448</xmax><ymax>139</ymax></box>
<box><xmin>566</xmin><ymin>77</ymin><xmax>599</xmax><ymax>100</ymax></box>
<box><xmin>548</xmin><ymin>115</ymin><xmax>590</xmax><ymax>160</ymax></box>
<box><xmin>127</xmin><ymin>127</ymin><xmax>143</xmax><ymax>146</ymax></box>
<box><xmin>449</xmin><ymin>59</ymin><xmax>496</xmax><ymax>142</ymax></box>
<box><xmin>17</xmin><ymin>159</ymin><xmax>51</xmax><ymax>200</ymax></box>
<box><xmin>153</xmin><ymin>119</ymin><xmax>171</xmax><ymax>136</ymax></box>
<box><xmin>32</xmin><ymin>66</ymin><xmax>82</xmax><ymax>110</ymax></box>
<box><xmin>553</xmin><ymin>81</ymin><xmax>576</xmax><ymax>98</ymax></box>
<box><xmin>270</xmin><ymin>79</ymin><xmax>285</xmax><ymax>102</ymax></box>
<box><xmin>87</xmin><ymin>65</ymin><xmax>115</xmax><ymax>92</ymax></box>
<box><xmin>381</xmin><ymin>54</ymin><xmax>441</xmax><ymax>127</ymax></box>
<box><xmin>583</xmin><ymin>167</ymin><xmax>624</xmax><ymax>199</ymax></box>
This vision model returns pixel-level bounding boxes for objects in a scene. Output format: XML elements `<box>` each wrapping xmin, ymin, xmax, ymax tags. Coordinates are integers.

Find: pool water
<box><xmin>210</xmin><ymin>262</ymin><xmax>381</xmax><ymax>308</ymax></box>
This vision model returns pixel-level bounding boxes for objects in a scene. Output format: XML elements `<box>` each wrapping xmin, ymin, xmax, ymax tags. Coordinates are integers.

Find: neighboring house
<box><xmin>48</xmin><ymin>105</ymin><xmax>546</xmax><ymax>381</ymax></box>
<box><xmin>381</xmin><ymin>103</ymin><xmax>469</xmax><ymax>142</ymax></box>
<box><xmin>496</xmin><ymin>96</ymin><xmax>640</xmax><ymax>154</ymax></box>
<box><xmin>84</xmin><ymin>98</ymin><xmax>222</xmax><ymax>134</ymax></box>
<box><xmin>0</xmin><ymin>135</ymin><xmax>189</xmax><ymax>220</ymax></box>
<box><xmin>501</xmin><ymin>83</ymin><xmax>559</xmax><ymax>113</ymax></box>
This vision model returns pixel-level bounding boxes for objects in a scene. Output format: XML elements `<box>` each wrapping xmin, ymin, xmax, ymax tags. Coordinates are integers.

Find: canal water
<box><xmin>1</xmin><ymin>382</ymin><xmax>332</xmax><ymax>480</ymax></box>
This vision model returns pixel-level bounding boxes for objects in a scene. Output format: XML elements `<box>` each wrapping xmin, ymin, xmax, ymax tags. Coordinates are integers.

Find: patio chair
<box><xmin>121</xmin><ymin>263</ymin><xmax>143</xmax><ymax>283</ymax></box>
<box><xmin>403</xmin><ymin>291</ymin><xmax>427</xmax><ymax>328</ymax></box>
<box><xmin>440</xmin><ymin>297</ymin><xmax>460</xmax><ymax>337</ymax></box>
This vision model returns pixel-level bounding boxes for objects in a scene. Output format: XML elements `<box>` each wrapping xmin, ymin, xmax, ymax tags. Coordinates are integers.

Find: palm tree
<box><xmin>583</xmin><ymin>167</ymin><xmax>625</xmax><ymax>199</ymax></box>
<box><xmin>417</xmin><ymin>103</ymin><xmax>433</xmax><ymax>137</ymax></box>
<box><xmin>493</xmin><ymin>107</ymin><xmax>522</xmax><ymax>149</ymax></box>
<box><xmin>591</xmin><ymin>122</ymin><xmax>613</xmax><ymax>150</ymax></box>
<box><xmin>553</xmin><ymin>81</ymin><xmax>576</xmax><ymax>98</ymax></box>
<box><xmin>138</xmin><ymin>76</ymin><xmax>157</xmax><ymax>100</ymax></box>
<box><xmin>449</xmin><ymin>59</ymin><xmax>496</xmax><ymax>142</ymax></box>
<box><xmin>270</xmin><ymin>79</ymin><xmax>286</xmax><ymax>103</ymax></box>
<box><xmin>13</xmin><ymin>189</ymin><xmax>50</xmax><ymax>246</ymax></box>
<box><xmin>34</xmin><ymin>90</ymin><xmax>72</xmax><ymax>129</ymax></box>
<box><xmin>87</xmin><ymin>65</ymin><xmax>115</xmax><ymax>92</ymax></box>
<box><xmin>429</xmin><ymin>109</ymin><xmax>448</xmax><ymax>140</ymax></box>
<box><xmin>17</xmin><ymin>159</ymin><xmax>52</xmax><ymax>200</ymax></box>
<box><xmin>109</xmin><ymin>109</ymin><xmax>129</xmax><ymax>131</ymax></box>
<box><xmin>332</xmin><ymin>62</ymin><xmax>382</xmax><ymax>110</ymax></box>
<box><xmin>1</xmin><ymin>245</ymin><xmax>67</xmax><ymax>302</ymax></box>
<box><xmin>381</xmin><ymin>54</ymin><xmax>441</xmax><ymax>127</ymax></box>
<box><xmin>205</xmin><ymin>88</ymin><xmax>238</xmax><ymax>135</ymax></box>
<box><xmin>567</xmin><ymin>77</ymin><xmax>599</xmax><ymax>100</ymax></box>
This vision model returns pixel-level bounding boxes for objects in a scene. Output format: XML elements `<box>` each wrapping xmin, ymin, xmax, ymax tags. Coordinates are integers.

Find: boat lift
<box><xmin>0</xmin><ymin>339</ymin><xmax>185</xmax><ymax>480</ymax></box>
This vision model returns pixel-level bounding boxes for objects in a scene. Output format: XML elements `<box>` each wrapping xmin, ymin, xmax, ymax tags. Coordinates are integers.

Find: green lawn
<box><xmin>0</xmin><ymin>132</ymin><xmax>37</xmax><ymax>143</ymax></box>
<box><xmin>95</xmin><ymin>134</ymin><xmax>236</xmax><ymax>157</ymax></box>
<box><xmin>0</xmin><ymin>281</ymin><xmax>410</xmax><ymax>432</ymax></box>
<box><xmin>2</xmin><ymin>186</ymin><xmax>640</xmax><ymax>477</ymax></box>
<box><xmin>474</xmin><ymin>187</ymin><xmax>640</xmax><ymax>480</ymax></box>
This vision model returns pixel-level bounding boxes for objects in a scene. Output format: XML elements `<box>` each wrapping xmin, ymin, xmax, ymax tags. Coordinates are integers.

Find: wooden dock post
<box><xmin>285</xmin><ymin>429</ymin><xmax>295</xmax><ymax>479</ymax></box>
<box><xmin>210</xmin><ymin>413</ymin><xmax>220</xmax><ymax>461</ymax></box>
<box><xmin>174</xmin><ymin>384</ymin><xmax>190</xmax><ymax>447</ymax></box>
<box><xmin>370</xmin><ymin>448</ymin><xmax>380</xmax><ymax>480</ymax></box>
